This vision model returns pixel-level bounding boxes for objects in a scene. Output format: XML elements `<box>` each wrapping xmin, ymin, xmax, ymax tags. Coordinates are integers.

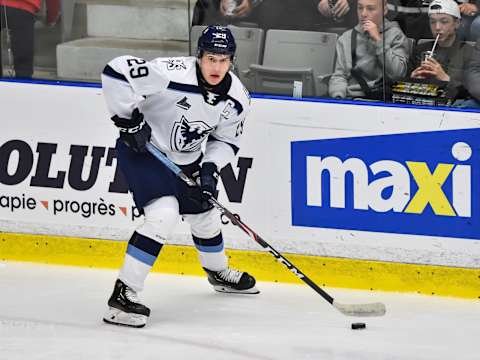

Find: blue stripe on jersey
<box><xmin>126</xmin><ymin>244</ymin><xmax>157</xmax><ymax>266</ymax></box>
<box><xmin>129</xmin><ymin>232</ymin><xmax>163</xmax><ymax>257</ymax></box>
<box><xmin>102</xmin><ymin>65</ymin><xmax>128</xmax><ymax>82</ymax></box>
<box><xmin>167</xmin><ymin>82</ymin><xmax>202</xmax><ymax>94</ymax></box>
<box><xmin>208</xmin><ymin>135</ymin><xmax>239</xmax><ymax>155</ymax></box>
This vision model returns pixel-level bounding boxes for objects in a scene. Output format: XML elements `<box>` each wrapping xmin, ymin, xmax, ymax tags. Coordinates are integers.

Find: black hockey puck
<box><xmin>351</xmin><ymin>322</ymin><xmax>366</xmax><ymax>330</ymax></box>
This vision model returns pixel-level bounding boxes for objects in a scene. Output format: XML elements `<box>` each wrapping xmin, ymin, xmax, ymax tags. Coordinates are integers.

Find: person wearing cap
<box><xmin>409</xmin><ymin>0</ymin><xmax>474</xmax><ymax>100</ymax></box>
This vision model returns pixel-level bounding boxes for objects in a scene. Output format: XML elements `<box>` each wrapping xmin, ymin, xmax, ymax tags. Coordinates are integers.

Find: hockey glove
<box><xmin>199</xmin><ymin>162</ymin><xmax>219</xmax><ymax>210</ymax></box>
<box><xmin>111</xmin><ymin>108</ymin><xmax>151</xmax><ymax>153</ymax></box>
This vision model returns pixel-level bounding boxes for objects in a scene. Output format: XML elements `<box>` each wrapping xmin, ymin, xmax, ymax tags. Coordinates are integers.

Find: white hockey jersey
<box><xmin>101</xmin><ymin>55</ymin><xmax>251</xmax><ymax>170</ymax></box>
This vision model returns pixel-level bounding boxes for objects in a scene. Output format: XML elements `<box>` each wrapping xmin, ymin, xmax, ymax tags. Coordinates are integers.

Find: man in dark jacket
<box><xmin>192</xmin><ymin>0</ymin><xmax>318</xmax><ymax>30</ymax></box>
<box><xmin>387</xmin><ymin>0</ymin><xmax>432</xmax><ymax>39</ymax></box>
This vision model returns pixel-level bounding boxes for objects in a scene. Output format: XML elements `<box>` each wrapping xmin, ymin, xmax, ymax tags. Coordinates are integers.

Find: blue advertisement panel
<box><xmin>291</xmin><ymin>129</ymin><xmax>480</xmax><ymax>239</ymax></box>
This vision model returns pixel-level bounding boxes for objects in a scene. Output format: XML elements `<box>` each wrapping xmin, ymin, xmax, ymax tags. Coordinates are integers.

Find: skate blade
<box><xmin>213</xmin><ymin>285</ymin><xmax>260</xmax><ymax>294</ymax></box>
<box><xmin>103</xmin><ymin>307</ymin><xmax>147</xmax><ymax>328</ymax></box>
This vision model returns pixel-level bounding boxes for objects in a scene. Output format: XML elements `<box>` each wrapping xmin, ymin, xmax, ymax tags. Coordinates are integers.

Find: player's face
<box><xmin>357</xmin><ymin>0</ymin><xmax>385</xmax><ymax>28</ymax></box>
<box><xmin>199</xmin><ymin>52</ymin><xmax>232</xmax><ymax>86</ymax></box>
<box><xmin>429</xmin><ymin>14</ymin><xmax>459</xmax><ymax>44</ymax></box>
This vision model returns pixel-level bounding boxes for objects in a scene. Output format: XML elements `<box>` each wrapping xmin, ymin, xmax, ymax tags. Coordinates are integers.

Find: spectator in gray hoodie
<box><xmin>328</xmin><ymin>0</ymin><xmax>409</xmax><ymax>99</ymax></box>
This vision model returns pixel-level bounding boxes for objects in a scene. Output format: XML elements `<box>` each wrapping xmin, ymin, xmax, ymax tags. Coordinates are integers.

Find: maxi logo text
<box><xmin>291</xmin><ymin>129</ymin><xmax>479</xmax><ymax>239</ymax></box>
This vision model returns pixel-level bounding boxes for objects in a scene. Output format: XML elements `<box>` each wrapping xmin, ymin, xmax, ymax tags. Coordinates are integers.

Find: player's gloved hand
<box><xmin>111</xmin><ymin>108</ymin><xmax>151</xmax><ymax>153</ymax></box>
<box><xmin>199</xmin><ymin>162</ymin><xmax>219</xmax><ymax>209</ymax></box>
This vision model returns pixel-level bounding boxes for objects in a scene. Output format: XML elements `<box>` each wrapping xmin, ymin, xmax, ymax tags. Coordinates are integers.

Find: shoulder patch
<box><xmin>162</xmin><ymin>59</ymin><xmax>188</xmax><ymax>71</ymax></box>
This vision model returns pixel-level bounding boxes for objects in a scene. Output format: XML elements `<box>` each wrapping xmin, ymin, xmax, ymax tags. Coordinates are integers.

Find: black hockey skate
<box><xmin>203</xmin><ymin>267</ymin><xmax>259</xmax><ymax>294</ymax></box>
<box><xmin>103</xmin><ymin>279</ymin><xmax>151</xmax><ymax>328</ymax></box>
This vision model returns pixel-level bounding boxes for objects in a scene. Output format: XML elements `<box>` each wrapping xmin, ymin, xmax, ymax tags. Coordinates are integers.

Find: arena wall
<box><xmin>1</xmin><ymin>80</ymin><xmax>479</xmax><ymax>298</ymax></box>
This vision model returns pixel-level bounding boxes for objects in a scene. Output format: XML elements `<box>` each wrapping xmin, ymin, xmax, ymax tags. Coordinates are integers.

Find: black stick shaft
<box><xmin>211</xmin><ymin>198</ymin><xmax>334</xmax><ymax>304</ymax></box>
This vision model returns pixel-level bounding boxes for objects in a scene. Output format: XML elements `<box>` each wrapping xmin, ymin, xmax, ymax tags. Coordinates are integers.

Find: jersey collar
<box><xmin>196</xmin><ymin>63</ymin><xmax>232</xmax><ymax>106</ymax></box>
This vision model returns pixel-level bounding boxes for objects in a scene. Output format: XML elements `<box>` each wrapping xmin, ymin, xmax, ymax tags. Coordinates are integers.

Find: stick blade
<box><xmin>333</xmin><ymin>301</ymin><xmax>386</xmax><ymax>317</ymax></box>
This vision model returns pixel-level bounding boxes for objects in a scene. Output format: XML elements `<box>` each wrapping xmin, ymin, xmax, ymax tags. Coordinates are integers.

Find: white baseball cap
<box><xmin>428</xmin><ymin>0</ymin><xmax>461</xmax><ymax>19</ymax></box>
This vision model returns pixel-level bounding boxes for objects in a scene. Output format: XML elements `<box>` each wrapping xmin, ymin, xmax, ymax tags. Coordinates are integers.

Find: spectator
<box><xmin>409</xmin><ymin>0</ymin><xmax>474</xmax><ymax>100</ymax></box>
<box><xmin>328</xmin><ymin>0</ymin><xmax>409</xmax><ymax>99</ymax></box>
<box><xmin>457</xmin><ymin>0</ymin><xmax>480</xmax><ymax>41</ymax></box>
<box><xmin>192</xmin><ymin>0</ymin><xmax>318</xmax><ymax>31</ymax></box>
<box><xmin>0</xmin><ymin>0</ymin><xmax>59</xmax><ymax>78</ymax></box>
<box><xmin>259</xmin><ymin>0</ymin><xmax>319</xmax><ymax>30</ymax></box>
<box><xmin>461</xmin><ymin>37</ymin><xmax>480</xmax><ymax>107</ymax></box>
<box><xmin>317</xmin><ymin>0</ymin><xmax>357</xmax><ymax>30</ymax></box>
<box><xmin>387</xmin><ymin>0</ymin><xmax>432</xmax><ymax>39</ymax></box>
<box><xmin>193</xmin><ymin>0</ymin><xmax>263</xmax><ymax>28</ymax></box>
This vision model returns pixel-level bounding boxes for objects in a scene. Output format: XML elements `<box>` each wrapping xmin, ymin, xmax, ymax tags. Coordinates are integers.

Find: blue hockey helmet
<box><xmin>197</xmin><ymin>25</ymin><xmax>236</xmax><ymax>59</ymax></box>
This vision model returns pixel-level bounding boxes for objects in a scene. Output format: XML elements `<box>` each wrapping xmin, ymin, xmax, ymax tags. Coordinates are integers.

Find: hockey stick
<box><xmin>145</xmin><ymin>142</ymin><xmax>386</xmax><ymax>317</ymax></box>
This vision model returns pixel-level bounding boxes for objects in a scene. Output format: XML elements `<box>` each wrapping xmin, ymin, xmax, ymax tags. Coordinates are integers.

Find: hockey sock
<box><xmin>119</xmin><ymin>231</ymin><xmax>163</xmax><ymax>292</ymax></box>
<box><xmin>193</xmin><ymin>233</ymin><xmax>228</xmax><ymax>271</ymax></box>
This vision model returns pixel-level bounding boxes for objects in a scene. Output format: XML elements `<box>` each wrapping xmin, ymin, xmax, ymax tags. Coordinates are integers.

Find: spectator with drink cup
<box><xmin>409</xmin><ymin>0</ymin><xmax>474</xmax><ymax>99</ymax></box>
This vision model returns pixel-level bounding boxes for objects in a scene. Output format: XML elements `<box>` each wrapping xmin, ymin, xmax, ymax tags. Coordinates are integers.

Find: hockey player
<box><xmin>101</xmin><ymin>25</ymin><xmax>258</xmax><ymax>328</ymax></box>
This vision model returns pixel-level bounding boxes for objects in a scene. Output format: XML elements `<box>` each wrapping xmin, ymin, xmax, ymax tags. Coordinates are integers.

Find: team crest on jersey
<box><xmin>171</xmin><ymin>116</ymin><xmax>213</xmax><ymax>152</ymax></box>
<box><xmin>162</xmin><ymin>59</ymin><xmax>187</xmax><ymax>71</ymax></box>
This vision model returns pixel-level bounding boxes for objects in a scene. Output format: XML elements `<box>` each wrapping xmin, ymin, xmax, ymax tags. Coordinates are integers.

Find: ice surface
<box><xmin>0</xmin><ymin>262</ymin><xmax>478</xmax><ymax>360</ymax></box>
